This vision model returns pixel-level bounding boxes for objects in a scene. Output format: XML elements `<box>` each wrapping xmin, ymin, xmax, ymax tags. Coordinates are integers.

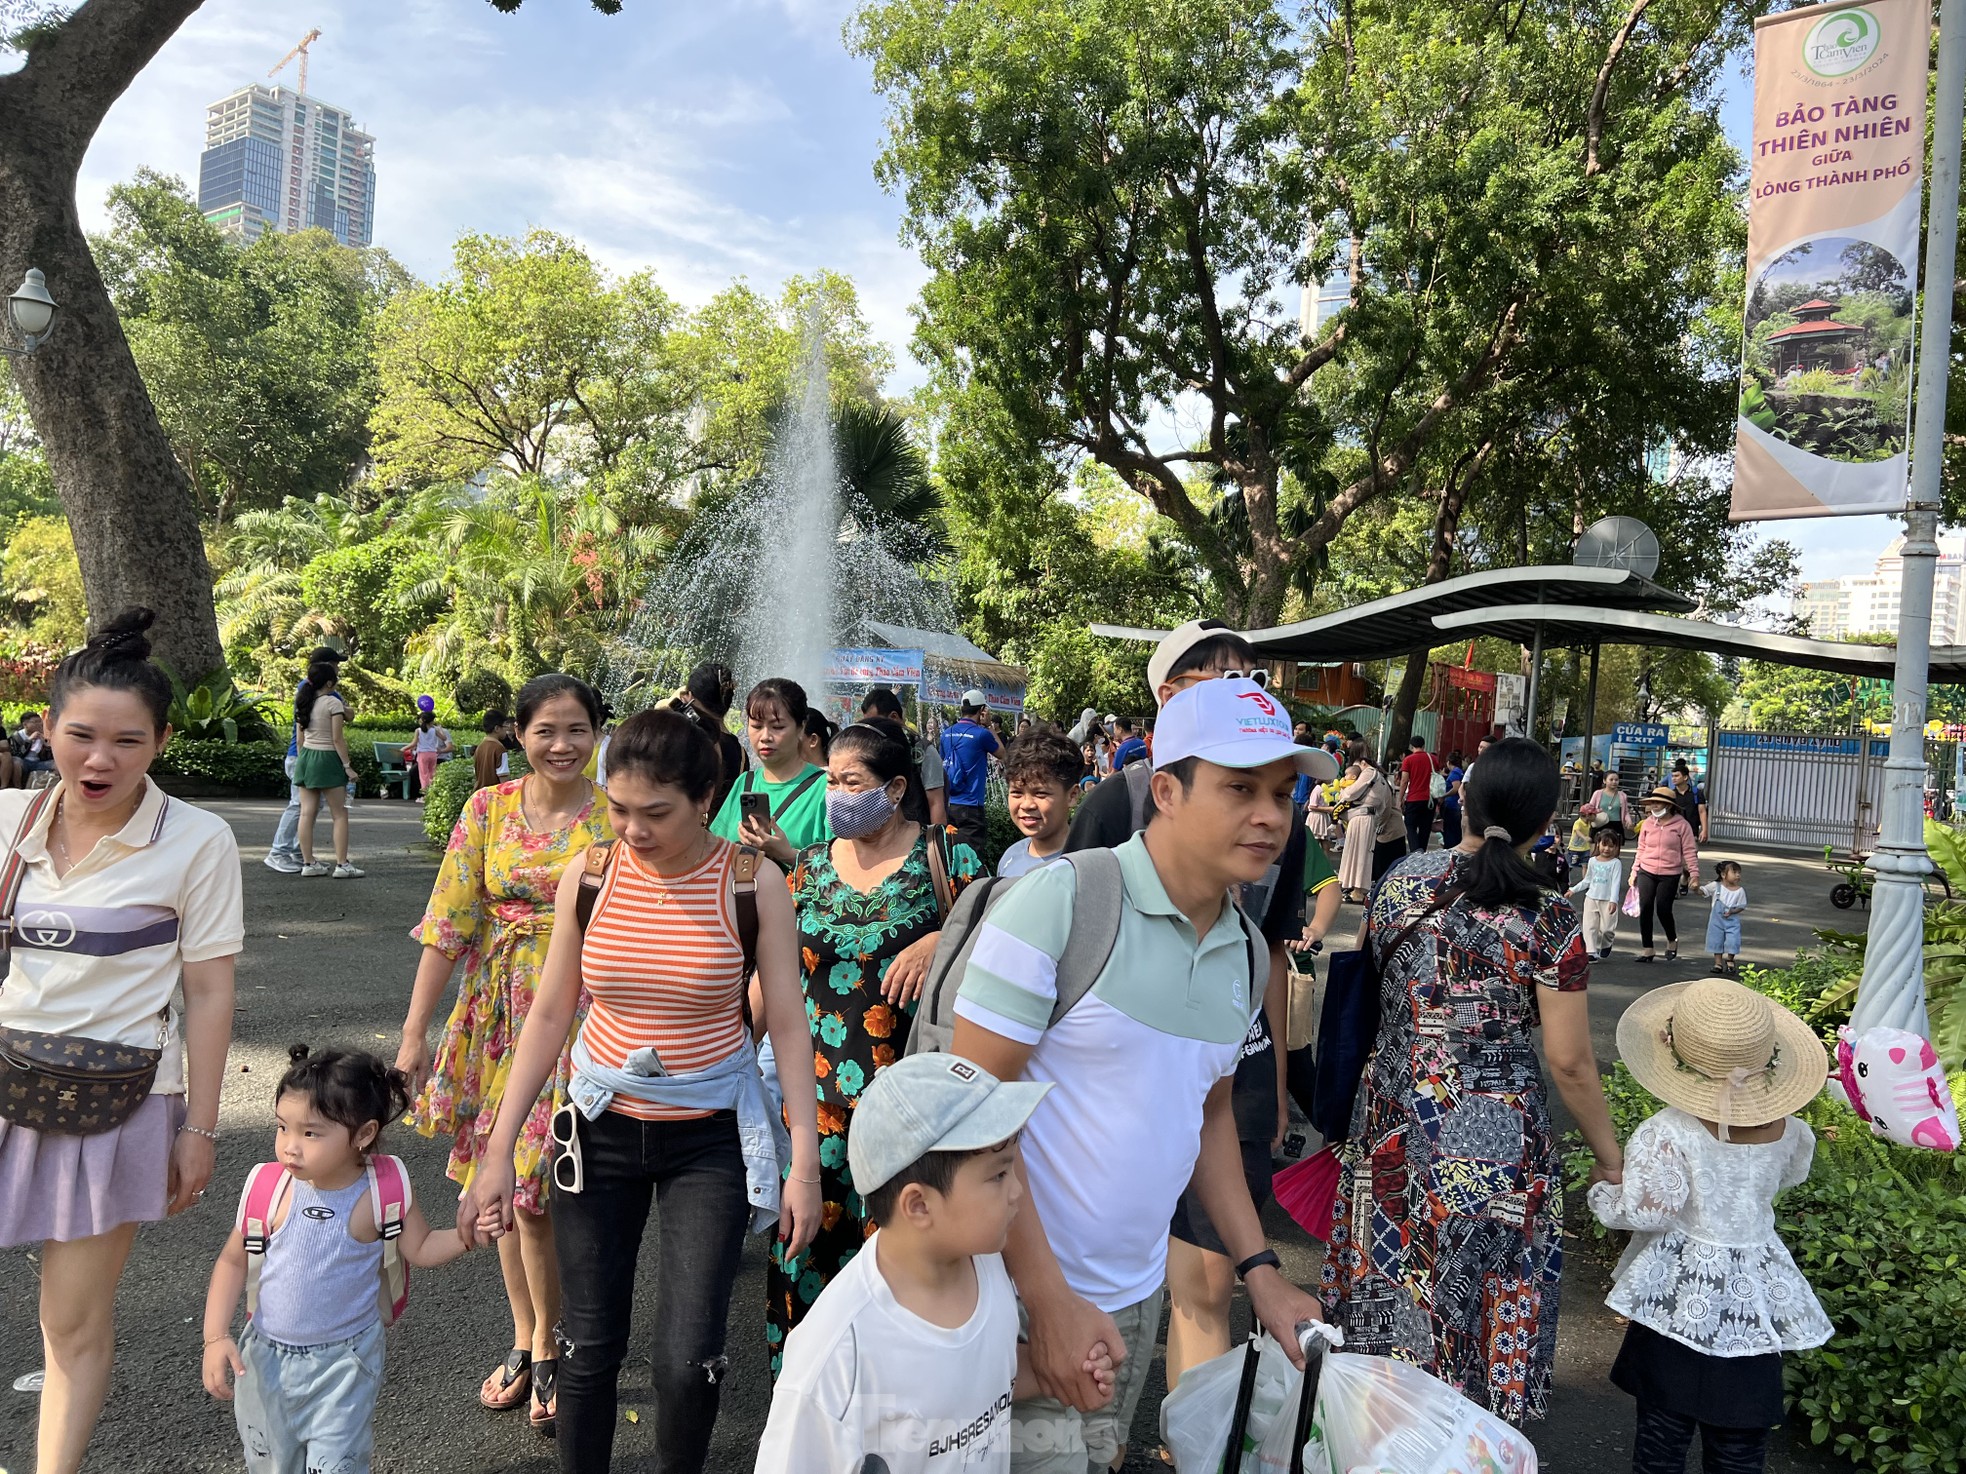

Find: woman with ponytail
<box><xmin>0</xmin><ymin>609</ymin><xmax>244</xmax><ymax>1473</ymax></box>
<box><xmin>1320</xmin><ymin>737</ymin><xmax>1622</xmax><ymax>1427</ymax></box>
<box><xmin>291</xmin><ymin>659</ymin><xmax>361</xmax><ymax>878</ymax></box>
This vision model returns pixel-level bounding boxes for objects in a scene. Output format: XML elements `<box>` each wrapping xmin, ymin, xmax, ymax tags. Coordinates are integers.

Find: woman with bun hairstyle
<box><xmin>0</xmin><ymin>609</ymin><xmax>245</xmax><ymax>1474</ymax></box>
<box><xmin>1321</xmin><ymin>737</ymin><xmax>1621</xmax><ymax>1426</ymax></box>
<box><xmin>291</xmin><ymin>659</ymin><xmax>361</xmax><ymax>878</ymax></box>
<box><xmin>460</xmin><ymin>707</ymin><xmax>820</xmax><ymax>1474</ymax></box>
<box><xmin>396</xmin><ymin>673</ymin><xmax>609</xmax><ymax>1431</ymax></box>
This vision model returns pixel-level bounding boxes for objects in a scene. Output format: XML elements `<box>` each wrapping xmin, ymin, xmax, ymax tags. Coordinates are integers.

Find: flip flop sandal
<box><xmin>530</xmin><ymin>1359</ymin><xmax>558</xmax><ymax>1437</ymax></box>
<box><xmin>479</xmin><ymin>1348</ymin><xmax>532</xmax><ymax>1411</ymax></box>
<box><xmin>1665</xmin><ymin>948</ymin><xmax>1679</xmax><ymax>961</ymax></box>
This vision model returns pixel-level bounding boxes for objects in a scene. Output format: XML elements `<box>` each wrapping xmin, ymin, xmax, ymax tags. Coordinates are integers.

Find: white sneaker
<box><xmin>299</xmin><ymin>862</ymin><xmax>331</xmax><ymax>877</ymax></box>
<box><xmin>332</xmin><ymin>863</ymin><xmax>366</xmax><ymax>879</ymax></box>
<box><xmin>263</xmin><ymin>854</ymin><xmax>303</xmax><ymax>874</ymax></box>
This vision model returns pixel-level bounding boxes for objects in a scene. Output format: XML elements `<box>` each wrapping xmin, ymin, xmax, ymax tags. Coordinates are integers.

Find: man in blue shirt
<box><xmin>265</xmin><ymin>646</ymin><xmax>346</xmax><ymax>873</ymax></box>
<box><xmin>1109</xmin><ymin>715</ymin><xmax>1148</xmax><ymax>770</ymax></box>
<box><xmin>938</xmin><ymin>689</ymin><xmax>1000</xmax><ymax>853</ymax></box>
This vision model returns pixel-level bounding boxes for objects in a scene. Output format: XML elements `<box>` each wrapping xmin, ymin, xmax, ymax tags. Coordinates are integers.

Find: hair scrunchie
<box><xmin>1482</xmin><ymin>825</ymin><xmax>1512</xmax><ymax>841</ymax></box>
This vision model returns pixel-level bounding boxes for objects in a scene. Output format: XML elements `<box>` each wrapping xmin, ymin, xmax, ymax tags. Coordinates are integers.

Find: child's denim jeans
<box><xmin>234</xmin><ymin>1320</ymin><xmax>385</xmax><ymax>1474</ymax></box>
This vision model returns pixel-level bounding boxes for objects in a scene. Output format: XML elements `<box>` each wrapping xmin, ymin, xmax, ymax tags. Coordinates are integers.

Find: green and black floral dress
<box><xmin>765</xmin><ymin>827</ymin><xmax>980</xmax><ymax>1374</ymax></box>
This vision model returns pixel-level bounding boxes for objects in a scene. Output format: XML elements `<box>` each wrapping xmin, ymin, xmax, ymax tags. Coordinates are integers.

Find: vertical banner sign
<box><xmin>1733</xmin><ymin>0</ymin><xmax>1930</xmax><ymax>520</ymax></box>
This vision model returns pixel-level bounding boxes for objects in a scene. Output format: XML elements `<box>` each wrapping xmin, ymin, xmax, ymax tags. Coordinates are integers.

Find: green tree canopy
<box><xmin>369</xmin><ymin>230</ymin><xmax>689</xmax><ymax>490</ymax></box>
<box><xmin>854</xmin><ymin>0</ymin><xmax>1753</xmax><ymax>626</ymax></box>
<box><xmin>93</xmin><ymin>170</ymin><xmax>404</xmax><ymax>522</ymax></box>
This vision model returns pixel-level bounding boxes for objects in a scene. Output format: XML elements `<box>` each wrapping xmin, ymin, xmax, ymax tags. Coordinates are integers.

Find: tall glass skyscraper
<box><xmin>197</xmin><ymin>84</ymin><xmax>375</xmax><ymax>248</ymax></box>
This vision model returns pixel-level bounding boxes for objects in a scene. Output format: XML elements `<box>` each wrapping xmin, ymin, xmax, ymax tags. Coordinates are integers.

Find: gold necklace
<box><xmin>643</xmin><ymin>833</ymin><xmax>714</xmax><ymax>905</ymax></box>
<box><xmin>51</xmin><ymin>792</ymin><xmax>141</xmax><ymax>871</ymax></box>
<box><xmin>521</xmin><ymin>775</ymin><xmax>589</xmax><ymax>833</ymax></box>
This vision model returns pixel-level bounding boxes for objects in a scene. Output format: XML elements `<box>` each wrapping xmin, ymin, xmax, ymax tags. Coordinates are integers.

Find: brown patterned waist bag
<box><xmin>0</xmin><ymin>787</ymin><xmax>161</xmax><ymax>1136</ymax></box>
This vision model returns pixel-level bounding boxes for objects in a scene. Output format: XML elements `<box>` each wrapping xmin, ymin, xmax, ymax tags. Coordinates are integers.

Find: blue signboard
<box><xmin>1612</xmin><ymin>722</ymin><xmax>1670</xmax><ymax>745</ymax></box>
<box><xmin>1716</xmin><ymin>732</ymin><xmax>1872</xmax><ymax>756</ymax></box>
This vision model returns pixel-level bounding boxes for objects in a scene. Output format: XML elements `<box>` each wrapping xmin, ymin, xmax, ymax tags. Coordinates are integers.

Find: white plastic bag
<box><xmin>1310</xmin><ymin>1351</ymin><xmax>1537</xmax><ymax>1474</ymax></box>
<box><xmin>1161</xmin><ymin>1335</ymin><xmax>1297</xmax><ymax>1473</ymax></box>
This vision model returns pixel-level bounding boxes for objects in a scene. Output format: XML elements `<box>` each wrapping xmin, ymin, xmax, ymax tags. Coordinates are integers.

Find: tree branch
<box><xmin>1</xmin><ymin>0</ymin><xmax>208</xmax><ymax>171</ymax></box>
<box><xmin>1587</xmin><ymin>0</ymin><xmax>1653</xmax><ymax>177</ymax></box>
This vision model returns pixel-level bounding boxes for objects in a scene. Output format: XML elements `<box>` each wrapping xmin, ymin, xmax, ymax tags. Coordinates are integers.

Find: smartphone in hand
<box><xmin>739</xmin><ymin>791</ymin><xmax>770</xmax><ymax>828</ymax></box>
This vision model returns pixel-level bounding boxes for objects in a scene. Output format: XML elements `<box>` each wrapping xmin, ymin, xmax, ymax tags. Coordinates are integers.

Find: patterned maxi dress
<box><xmin>1319</xmin><ymin>847</ymin><xmax>1590</xmax><ymax>1424</ymax></box>
<box><xmin>766</xmin><ymin>829</ymin><xmax>981</xmax><ymax>1375</ymax></box>
<box><xmin>408</xmin><ymin>780</ymin><xmax>611</xmax><ymax>1214</ymax></box>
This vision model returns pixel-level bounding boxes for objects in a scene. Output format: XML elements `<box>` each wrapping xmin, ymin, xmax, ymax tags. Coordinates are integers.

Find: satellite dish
<box><xmin>1574</xmin><ymin>516</ymin><xmax>1661</xmax><ymax>580</ymax></box>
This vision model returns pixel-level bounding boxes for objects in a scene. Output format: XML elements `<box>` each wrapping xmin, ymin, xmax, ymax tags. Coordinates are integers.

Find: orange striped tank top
<box><xmin>578</xmin><ymin>838</ymin><xmax>748</xmax><ymax>1121</ymax></box>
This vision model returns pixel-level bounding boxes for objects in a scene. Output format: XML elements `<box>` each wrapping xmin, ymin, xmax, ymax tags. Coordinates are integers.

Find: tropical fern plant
<box><xmin>164</xmin><ymin>668</ymin><xmax>277</xmax><ymax>745</ymax></box>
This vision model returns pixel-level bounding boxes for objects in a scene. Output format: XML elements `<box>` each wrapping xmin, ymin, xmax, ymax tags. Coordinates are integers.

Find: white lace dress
<box><xmin>1587</xmin><ymin>1107</ymin><xmax>1833</xmax><ymax>1356</ymax></box>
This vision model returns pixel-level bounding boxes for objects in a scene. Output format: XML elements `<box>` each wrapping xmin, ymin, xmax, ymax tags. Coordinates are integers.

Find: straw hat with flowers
<box><xmin>1616</xmin><ymin>977</ymin><xmax>1828</xmax><ymax>1128</ymax></box>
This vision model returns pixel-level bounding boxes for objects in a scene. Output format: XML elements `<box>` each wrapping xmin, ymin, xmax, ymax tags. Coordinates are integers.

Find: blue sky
<box><xmin>75</xmin><ymin>0</ymin><xmax>1901</xmax><ymax>589</ymax></box>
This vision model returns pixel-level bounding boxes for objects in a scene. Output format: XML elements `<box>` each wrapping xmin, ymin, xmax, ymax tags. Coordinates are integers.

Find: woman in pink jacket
<box><xmin>1632</xmin><ymin>785</ymin><xmax>1700</xmax><ymax>963</ymax></box>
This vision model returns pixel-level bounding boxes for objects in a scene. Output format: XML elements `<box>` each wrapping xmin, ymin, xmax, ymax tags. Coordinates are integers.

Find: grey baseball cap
<box><xmin>846</xmin><ymin>1054</ymin><xmax>1052</xmax><ymax>1194</ymax></box>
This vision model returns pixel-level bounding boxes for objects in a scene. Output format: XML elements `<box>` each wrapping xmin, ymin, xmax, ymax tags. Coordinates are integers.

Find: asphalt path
<box><xmin>0</xmin><ymin>801</ymin><xmax>1860</xmax><ymax>1472</ymax></box>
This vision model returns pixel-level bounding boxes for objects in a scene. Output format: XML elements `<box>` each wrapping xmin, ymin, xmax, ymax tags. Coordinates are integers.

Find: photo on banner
<box><xmin>1732</xmin><ymin>0</ymin><xmax>1930</xmax><ymax>520</ymax></box>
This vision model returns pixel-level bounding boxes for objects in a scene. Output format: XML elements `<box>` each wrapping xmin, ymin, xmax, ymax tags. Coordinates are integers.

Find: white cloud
<box><xmin>75</xmin><ymin>0</ymin><xmax>926</xmax><ymax>390</ymax></box>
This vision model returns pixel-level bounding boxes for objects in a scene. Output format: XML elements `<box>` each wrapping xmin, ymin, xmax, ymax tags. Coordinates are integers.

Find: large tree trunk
<box><xmin>0</xmin><ymin>0</ymin><xmax>222</xmax><ymax>680</ymax></box>
<box><xmin>1386</xmin><ymin>444</ymin><xmax>1489</xmax><ymax>751</ymax></box>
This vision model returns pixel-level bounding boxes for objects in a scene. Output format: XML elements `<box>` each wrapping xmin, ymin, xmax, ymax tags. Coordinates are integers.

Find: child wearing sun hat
<box><xmin>1590</xmin><ymin>976</ymin><xmax>1832</xmax><ymax>1474</ymax></box>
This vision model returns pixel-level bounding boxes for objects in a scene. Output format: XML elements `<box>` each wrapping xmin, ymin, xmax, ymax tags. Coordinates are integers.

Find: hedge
<box><xmin>1567</xmin><ymin>951</ymin><xmax>1966</xmax><ymax>1473</ymax></box>
<box><xmin>153</xmin><ymin>739</ymin><xmax>287</xmax><ymax>797</ymax></box>
<box><xmin>421</xmin><ymin>758</ymin><xmax>478</xmax><ymax>845</ymax></box>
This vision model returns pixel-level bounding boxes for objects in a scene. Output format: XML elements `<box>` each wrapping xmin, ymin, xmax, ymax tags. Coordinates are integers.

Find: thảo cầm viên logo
<box><xmin>1803</xmin><ymin>6</ymin><xmax>1880</xmax><ymax>77</ymax></box>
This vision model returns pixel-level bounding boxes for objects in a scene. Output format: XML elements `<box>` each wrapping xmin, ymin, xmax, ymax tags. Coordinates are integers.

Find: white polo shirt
<box><xmin>0</xmin><ymin>778</ymin><xmax>244</xmax><ymax>1093</ymax></box>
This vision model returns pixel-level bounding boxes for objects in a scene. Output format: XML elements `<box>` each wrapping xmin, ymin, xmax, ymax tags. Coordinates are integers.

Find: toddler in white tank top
<box><xmin>201</xmin><ymin>1046</ymin><xmax>470</xmax><ymax>1474</ymax></box>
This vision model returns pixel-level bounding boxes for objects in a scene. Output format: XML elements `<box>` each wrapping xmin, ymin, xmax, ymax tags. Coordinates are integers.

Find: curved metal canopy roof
<box><xmin>1429</xmin><ymin>604</ymin><xmax>1966</xmax><ymax>682</ymax></box>
<box><xmin>1089</xmin><ymin>566</ymin><xmax>1696</xmax><ymax>664</ymax></box>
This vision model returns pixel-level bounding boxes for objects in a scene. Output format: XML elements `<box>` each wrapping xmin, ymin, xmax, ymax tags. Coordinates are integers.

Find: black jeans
<box><xmin>1439</xmin><ymin>803</ymin><xmax>1462</xmax><ymax>848</ymax></box>
<box><xmin>946</xmin><ymin>802</ymin><xmax>988</xmax><ymax>854</ymax></box>
<box><xmin>551</xmin><ymin>1108</ymin><xmax>749</xmax><ymax>1474</ymax></box>
<box><xmin>1632</xmin><ymin>1403</ymin><xmax>1770</xmax><ymax>1473</ymax></box>
<box><xmin>1403</xmin><ymin>799</ymin><xmax>1434</xmax><ymax>854</ymax></box>
<box><xmin>1636</xmin><ymin>867</ymin><xmax>1680</xmax><ymax>951</ymax></box>
<box><xmin>1372</xmin><ymin>836</ymin><xmax>1406</xmax><ymax>882</ymax></box>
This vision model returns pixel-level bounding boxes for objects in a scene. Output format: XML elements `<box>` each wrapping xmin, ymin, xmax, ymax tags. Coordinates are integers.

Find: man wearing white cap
<box><xmin>939</xmin><ymin>688</ymin><xmax>1000</xmax><ymax>854</ymax></box>
<box><xmin>953</xmin><ymin>677</ymin><xmax>1329</xmax><ymax>1474</ymax></box>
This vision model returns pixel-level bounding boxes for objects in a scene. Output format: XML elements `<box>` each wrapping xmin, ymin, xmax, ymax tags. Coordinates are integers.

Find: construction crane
<box><xmin>268</xmin><ymin>28</ymin><xmax>322</xmax><ymax>96</ymax></box>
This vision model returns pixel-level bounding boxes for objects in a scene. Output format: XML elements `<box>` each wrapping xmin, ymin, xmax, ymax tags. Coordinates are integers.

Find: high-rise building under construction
<box><xmin>197</xmin><ymin>83</ymin><xmax>375</xmax><ymax>248</ymax></box>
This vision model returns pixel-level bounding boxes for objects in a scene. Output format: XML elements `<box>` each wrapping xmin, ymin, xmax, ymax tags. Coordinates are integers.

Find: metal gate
<box><xmin>1707</xmin><ymin>728</ymin><xmax>1887</xmax><ymax>853</ymax></box>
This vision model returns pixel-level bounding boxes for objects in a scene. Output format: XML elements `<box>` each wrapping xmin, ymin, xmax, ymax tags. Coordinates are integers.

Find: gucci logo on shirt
<box><xmin>17</xmin><ymin>909</ymin><xmax>75</xmax><ymax>949</ymax></box>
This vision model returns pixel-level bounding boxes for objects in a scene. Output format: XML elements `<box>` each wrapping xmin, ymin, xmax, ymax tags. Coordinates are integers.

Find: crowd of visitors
<box><xmin>0</xmin><ymin>610</ymin><xmax>1829</xmax><ymax>1474</ymax></box>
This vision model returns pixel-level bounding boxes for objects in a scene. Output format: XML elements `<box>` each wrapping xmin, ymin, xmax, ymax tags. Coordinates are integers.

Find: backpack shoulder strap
<box><xmin>574</xmin><ymin>840</ymin><xmax>618</xmax><ymax>934</ymax></box>
<box><xmin>237</xmin><ymin>1162</ymin><xmax>293</xmax><ymax>1319</ymax></box>
<box><xmin>1123</xmin><ymin>761</ymin><xmax>1155</xmax><ymax>835</ymax></box>
<box><xmin>730</xmin><ymin>843</ymin><xmax>761</xmax><ymax>978</ymax></box>
<box><xmin>1049</xmin><ymin>848</ymin><xmax>1126</xmax><ymax>1027</ymax></box>
<box><xmin>924</xmin><ymin>825</ymin><xmax>955</xmax><ymax>921</ymax></box>
<box><xmin>367</xmin><ymin>1155</ymin><xmax>411</xmax><ymax>1326</ymax></box>
<box><xmin>774</xmin><ymin>767</ymin><xmax>824</xmax><ymax>817</ymax></box>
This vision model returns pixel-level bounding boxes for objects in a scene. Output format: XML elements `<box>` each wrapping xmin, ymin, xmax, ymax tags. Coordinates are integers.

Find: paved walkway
<box><xmin>0</xmin><ymin>803</ymin><xmax>1858</xmax><ymax>1472</ymax></box>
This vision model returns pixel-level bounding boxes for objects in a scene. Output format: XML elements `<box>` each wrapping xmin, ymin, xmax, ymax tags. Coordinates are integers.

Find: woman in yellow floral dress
<box><xmin>395</xmin><ymin>674</ymin><xmax>608</xmax><ymax>1432</ymax></box>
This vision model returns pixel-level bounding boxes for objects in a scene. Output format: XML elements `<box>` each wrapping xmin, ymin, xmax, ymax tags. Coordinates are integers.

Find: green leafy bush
<box><xmin>421</xmin><ymin>758</ymin><xmax>478</xmax><ymax>845</ymax></box>
<box><xmin>453</xmin><ymin>670</ymin><xmax>512</xmax><ymax>715</ymax></box>
<box><xmin>165</xmin><ymin>668</ymin><xmax>277</xmax><ymax>744</ymax></box>
<box><xmin>1567</xmin><ymin>959</ymin><xmax>1966</xmax><ymax>1472</ymax></box>
<box><xmin>153</xmin><ymin>739</ymin><xmax>286</xmax><ymax>795</ymax></box>
<box><xmin>976</xmin><ymin>792</ymin><xmax>1018</xmax><ymax>873</ymax></box>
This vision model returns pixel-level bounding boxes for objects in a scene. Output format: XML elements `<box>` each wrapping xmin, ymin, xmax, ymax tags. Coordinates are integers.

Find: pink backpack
<box><xmin>235</xmin><ymin>1155</ymin><xmax>413</xmax><ymax>1327</ymax></box>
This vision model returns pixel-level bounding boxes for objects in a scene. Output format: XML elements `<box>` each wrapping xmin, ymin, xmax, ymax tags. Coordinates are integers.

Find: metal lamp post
<box><xmin>1851</xmin><ymin>0</ymin><xmax>1966</xmax><ymax>1038</ymax></box>
<box><xmin>2</xmin><ymin>269</ymin><xmax>57</xmax><ymax>357</ymax></box>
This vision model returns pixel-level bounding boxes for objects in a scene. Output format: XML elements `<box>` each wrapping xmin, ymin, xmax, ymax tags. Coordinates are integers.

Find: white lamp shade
<box><xmin>9</xmin><ymin>269</ymin><xmax>55</xmax><ymax>339</ymax></box>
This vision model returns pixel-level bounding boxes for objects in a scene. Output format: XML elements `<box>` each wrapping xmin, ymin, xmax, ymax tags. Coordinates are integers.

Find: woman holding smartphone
<box><xmin>709</xmin><ymin>678</ymin><xmax>831</xmax><ymax>864</ymax></box>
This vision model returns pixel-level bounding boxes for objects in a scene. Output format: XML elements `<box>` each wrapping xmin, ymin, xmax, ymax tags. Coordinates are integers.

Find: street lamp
<box><xmin>3</xmin><ymin>269</ymin><xmax>57</xmax><ymax>356</ymax></box>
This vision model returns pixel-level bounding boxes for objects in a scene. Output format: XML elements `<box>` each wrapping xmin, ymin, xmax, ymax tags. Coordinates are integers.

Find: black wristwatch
<box><xmin>1234</xmin><ymin>1248</ymin><xmax>1282</xmax><ymax>1282</ymax></box>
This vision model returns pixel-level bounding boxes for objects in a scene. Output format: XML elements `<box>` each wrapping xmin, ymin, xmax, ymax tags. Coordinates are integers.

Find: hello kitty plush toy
<box><xmin>1827</xmin><ymin>1024</ymin><xmax>1961</xmax><ymax>1151</ymax></box>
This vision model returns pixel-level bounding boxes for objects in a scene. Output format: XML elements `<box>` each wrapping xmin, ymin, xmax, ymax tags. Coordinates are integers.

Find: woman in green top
<box><xmin>710</xmin><ymin>677</ymin><xmax>832</xmax><ymax>863</ymax></box>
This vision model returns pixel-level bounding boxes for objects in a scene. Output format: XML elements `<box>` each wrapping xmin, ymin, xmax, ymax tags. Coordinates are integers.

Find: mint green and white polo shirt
<box><xmin>953</xmin><ymin>832</ymin><xmax>1258</xmax><ymax>1312</ymax></box>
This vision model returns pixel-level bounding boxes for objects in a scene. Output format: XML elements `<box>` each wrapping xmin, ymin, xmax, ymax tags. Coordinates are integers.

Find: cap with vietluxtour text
<box><xmin>1152</xmin><ymin>677</ymin><xmax>1338</xmax><ymax>780</ymax></box>
<box><xmin>846</xmin><ymin>1054</ymin><xmax>1052</xmax><ymax>1195</ymax></box>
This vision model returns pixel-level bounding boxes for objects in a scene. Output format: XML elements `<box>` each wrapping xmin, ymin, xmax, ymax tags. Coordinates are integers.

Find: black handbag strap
<box><xmin>0</xmin><ymin>785</ymin><xmax>58</xmax><ymax>967</ymax></box>
<box><xmin>1221</xmin><ymin>1338</ymin><xmax>1264</xmax><ymax>1474</ymax></box>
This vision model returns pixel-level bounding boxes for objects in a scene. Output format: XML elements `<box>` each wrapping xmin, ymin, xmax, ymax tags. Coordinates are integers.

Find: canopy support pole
<box><xmin>1583</xmin><ymin>642</ymin><xmax>1601</xmax><ymax>769</ymax></box>
<box><xmin>1524</xmin><ymin>623</ymin><xmax>1545</xmax><ymax>736</ymax></box>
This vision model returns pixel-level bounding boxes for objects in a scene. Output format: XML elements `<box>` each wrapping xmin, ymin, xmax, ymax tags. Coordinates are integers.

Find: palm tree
<box><xmin>833</xmin><ymin>400</ymin><xmax>941</xmax><ymax>541</ymax></box>
<box><xmin>404</xmin><ymin>478</ymin><xmax>665</xmax><ymax>683</ymax></box>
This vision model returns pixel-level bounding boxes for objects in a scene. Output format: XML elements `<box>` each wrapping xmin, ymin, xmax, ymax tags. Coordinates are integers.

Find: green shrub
<box><xmin>165</xmin><ymin>668</ymin><xmax>278</xmax><ymax>744</ymax></box>
<box><xmin>978</xmin><ymin>792</ymin><xmax>1018</xmax><ymax>874</ymax></box>
<box><xmin>1567</xmin><ymin>956</ymin><xmax>1966</xmax><ymax>1472</ymax></box>
<box><xmin>153</xmin><ymin>739</ymin><xmax>287</xmax><ymax>795</ymax></box>
<box><xmin>422</xmin><ymin>758</ymin><xmax>479</xmax><ymax>845</ymax></box>
<box><xmin>453</xmin><ymin>670</ymin><xmax>512</xmax><ymax>715</ymax></box>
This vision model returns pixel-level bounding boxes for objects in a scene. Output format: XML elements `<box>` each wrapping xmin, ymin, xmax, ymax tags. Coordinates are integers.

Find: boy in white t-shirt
<box><xmin>757</xmin><ymin>1054</ymin><xmax>1108</xmax><ymax>1474</ymax></box>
